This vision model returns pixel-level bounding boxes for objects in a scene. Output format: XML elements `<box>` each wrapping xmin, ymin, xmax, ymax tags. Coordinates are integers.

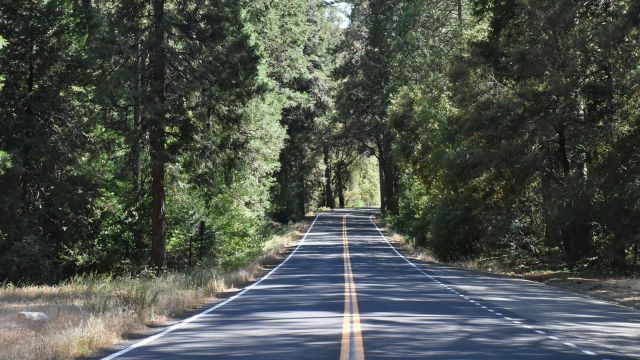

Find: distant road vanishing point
<box><xmin>100</xmin><ymin>208</ymin><xmax>640</xmax><ymax>360</ymax></box>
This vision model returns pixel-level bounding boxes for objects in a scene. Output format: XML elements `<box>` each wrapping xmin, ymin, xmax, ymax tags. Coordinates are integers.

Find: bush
<box><xmin>0</xmin><ymin>235</ymin><xmax>58</xmax><ymax>283</ymax></box>
<box><xmin>429</xmin><ymin>192</ymin><xmax>482</xmax><ymax>261</ymax></box>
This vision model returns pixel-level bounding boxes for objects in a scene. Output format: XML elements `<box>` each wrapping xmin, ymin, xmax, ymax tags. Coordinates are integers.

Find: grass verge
<box><xmin>0</xmin><ymin>220</ymin><xmax>309</xmax><ymax>360</ymax></box>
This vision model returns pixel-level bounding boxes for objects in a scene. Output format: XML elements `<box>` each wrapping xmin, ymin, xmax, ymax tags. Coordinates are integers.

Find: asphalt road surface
<box><xmin>102</xmin><ymin>208</ymin><xmax>640</xmax><ymax>359</ymax></box>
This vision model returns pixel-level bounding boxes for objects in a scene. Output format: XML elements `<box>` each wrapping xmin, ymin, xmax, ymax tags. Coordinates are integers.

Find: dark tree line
<box><xmin>0</xmin><ymin>0</ymin><xmax>372</xmax><ymax>283</ymax></box>
<box><xmin>336</xmin><ymin>0</ymin><xmax>640</xmax><ymax>270</ymax></box>
<box><xmin>4</xmin><ymin>0</ymin><xmax>635</xmax><ymax>283</ymax></box>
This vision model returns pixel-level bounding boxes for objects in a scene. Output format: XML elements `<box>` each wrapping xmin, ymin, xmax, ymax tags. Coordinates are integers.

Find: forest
<box><xmin>1</xmin><ymin>0</ymin><xmax>639</xmax><ymax>285</ymax></box>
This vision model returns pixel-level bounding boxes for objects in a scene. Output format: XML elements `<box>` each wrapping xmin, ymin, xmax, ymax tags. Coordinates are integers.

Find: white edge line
<box><xmin>368</xmin><ymin>215</ymin><xmax>422</xmax><ymax>271</ymax></box>
<box><xmin>101</xmin><ymin>214</ymin><xmax>322</xmax><ymax>360</ymax></box>
<box><xmin>367</xmin><ymin>214</ymin><xmax>618</xmax><ymax>359</ymax></box>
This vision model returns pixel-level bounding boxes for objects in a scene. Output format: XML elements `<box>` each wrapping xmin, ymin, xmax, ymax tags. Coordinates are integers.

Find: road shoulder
<box><xmin>372</xmin><ymin>218</ymin><xmax>640</xmax><ymax>314</ymax></box>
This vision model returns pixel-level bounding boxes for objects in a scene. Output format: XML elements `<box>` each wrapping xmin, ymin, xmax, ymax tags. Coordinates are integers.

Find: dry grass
<box><xmin>379</xmin><ymin>227</ymin><xmax>438</xmax><ymax>264</ymax></box>
<box><xmin>539</xmin><ymin>276</ymin><xmax>640</xmax><ymax>309</ymax></box>
<box><xmin>378</xmin><ymin>220</ymin><xmax>640</xmax><ymax>311</ymax></box>
<box><xmin>0</xmin><ymin>221</ymin><xmax>307</xmax><ymax>360</ymax></box>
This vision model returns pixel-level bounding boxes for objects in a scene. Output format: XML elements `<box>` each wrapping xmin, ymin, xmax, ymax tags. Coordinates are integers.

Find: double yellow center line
<box><xmin>340</xmin><ymin>215</ymin><xmax>365</xmax><ymax>360</ymax></box>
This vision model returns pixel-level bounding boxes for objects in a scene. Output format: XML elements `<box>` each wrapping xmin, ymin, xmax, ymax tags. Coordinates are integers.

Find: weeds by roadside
<box><xmin>0</xmin><ymin>221</ymin><xmax>307</xmax><ymax>360</ymax></box>
<box><xmin>375</xmin><ymin>219</ymin><xmax>640</xmax><ymax>312</ymax></box>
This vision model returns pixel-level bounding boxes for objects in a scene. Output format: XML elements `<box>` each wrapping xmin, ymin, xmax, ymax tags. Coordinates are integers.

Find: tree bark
<box><xmin>383</xmin><ymin>151</ymin><xmax>397</xmax><ymax>214</ymax></box>
<box><xmin>298</xmin><ymin>157</ymin><xmax>306</xmax><ymax>218</ymax></box>
<box><xmin>558</xmin><ymin>123</ymin><xmax>570</xmax><ymax>176</ymax></box>
<box><xmin>323</xmin><ymin>144</ymin><xmax>336</xmax><ymax>208</ymax></box>
<box><xmin>377</xmin><ymin>139</ymin><xmax>386</xmax><ymax>213</ymax></box>
<box><xmin>555</xmin><ymin>123</ymin><xmax>592</xmax><ymax>264</ymax></box>
<box><xmin>541</xmin><ymin>173</ymin><xmax>560</xmax><ymax>247</ymax></box>
<box><xmin>634</xmin><ymin>239</ymin><xmax>639</xmax><ymax>267</ymax></box>
<box><xmin>150</xmin><ymin>0</ymin><xmax>166</xmax><ymax>272</ymax></box>
<box><xmin>199</xmin><ymin>220</ymin><xmax>206</xmax><ymax>261</ymax></box>
<box><xmin>131</xmin><ymin>15</ymin><xmax>145</xmax><ymax>259</ymax></box>
<box><xmin>337</xmin><ymin>161</ymin><xmax>346</xmax><ymax>208</ymax></box>
<box><xmin>378</xmin><ymin>133</ymin><xmax>397</xmax><ymax>214</ymax></box>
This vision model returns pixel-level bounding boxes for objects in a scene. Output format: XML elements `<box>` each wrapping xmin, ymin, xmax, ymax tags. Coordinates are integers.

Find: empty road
<box><xmin>102</xmin><ymin>209</ymin><xmax>640</xmax><ymax>359</ymax></box>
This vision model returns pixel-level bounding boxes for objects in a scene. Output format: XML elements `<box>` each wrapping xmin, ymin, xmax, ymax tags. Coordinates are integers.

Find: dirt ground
<box><xmin>524</xmin><ymin>273</ymin><xmax>640</xmax><ymax>310</ymax></box>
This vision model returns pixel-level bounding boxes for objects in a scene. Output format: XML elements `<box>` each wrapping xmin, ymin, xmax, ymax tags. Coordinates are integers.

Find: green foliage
<box><xmin>0</xmin><ymin>0</ymin><xmax>99</xmax><ymax>282</ymax></box>
<box><xmin>1</xmin><ymin>235</ymin><xmax>57</xmax><ymax>283</ymax></box>
<box><xmin>268</xmin><ymin>0</ymin><xmax>344</xmax><ymax>222</ymax></box>
<box><xmin>0</xmin><ymin>150</ymin><xmax>9</xmax><ymax>175</ymax></box>
<box><xmin>339</xmin><ymin>0</ymin><xmax>640</xmax><ymax>270</ymax></box>
<box><xmin>0</xmin><ymin>35</ymin><xmax>5</xmax><ymax>91</ymax></box>
<box><xmin>344</xmin><ymin>156</ymin><xmax>380</xmax><ymax>208</ymax></box>
<box><xmin>5</xmin><ymin>0</ymin><xmax>637</xmax><ymax>284</ymax></box>
<box><xmin>0</xmin><ymin>0</ymin><xmax>345</xmax><ymax>283</ymax></box>
<box><xmin>429</xmin><ymin>192</ymin><xmax>481</xmax><ymax>261</ymax></box>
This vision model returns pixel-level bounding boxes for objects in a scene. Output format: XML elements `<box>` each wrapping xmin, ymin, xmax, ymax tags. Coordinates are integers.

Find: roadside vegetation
<box><xmin>0</xmin><ymin>221</ymin><xmax>307</xmax><ymax>360</ymax></box>
<box><xmin>336</xmin><ymin>1</ymin><xmax>640</xmax><ymax>274</ymax></box>
<box><xmin>0</xmin><ymin>0</ymin><xmax>370</xmax><ymax>284</ymax></box>
<box><xmin>1</xmin><ymin>0</ymin><xmax>639</xmax><ymax>358</ymax></box>
<box><xmin>379</xmin><ymin>221</ymin><xmax>640</xmax><ymax>312</ymax></box>
<box><xmin>0</xmin><ymin>2</ymin><xmax>378</xmax><ymax>358</ymax></box>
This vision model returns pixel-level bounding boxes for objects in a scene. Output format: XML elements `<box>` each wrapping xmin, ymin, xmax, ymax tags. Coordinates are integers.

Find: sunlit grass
<box><xmin>0</xmin><ymin>221</ymin><xmax>307</xmax><ymax>360</ymax></box>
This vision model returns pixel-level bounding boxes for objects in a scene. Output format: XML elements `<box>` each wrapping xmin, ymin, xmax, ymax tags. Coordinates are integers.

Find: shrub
<box><xmin>429</xmin><ymin>192</ymin><xmax>481</xmax><ymax>261</ymax></box>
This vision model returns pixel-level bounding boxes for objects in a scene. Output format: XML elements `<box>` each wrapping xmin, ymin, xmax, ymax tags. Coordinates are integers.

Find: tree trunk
<box><xmin>131</xmin><ymin>21</ymin><xmax>145</xmax><ymax>259</ymax></box>
<box><xmin>337</xmin><ymin>161</ymin><xmax>346</xmax><ymax>208</ymax></box>
<box><xmin>298</xmin><ymin>158</ymin><xmax>306</xmax><ymax>218</ymax></box>
<box><xmin>27</xmin><ymin>40</ymin><xmax>34</xmax><ymax>93</ymax></box>
<box><xmin>198</xmin><ymin>220</ymin><xmax>205</xmax><ymax>261</ymax></box>
<box><xmin>377</xmin><ymin>140</ymin><xmax>386</xmax><ymax>213</ymax></box>
<box><xmin>541</xmin><ymin>173</ymin><xmax>560</xmax><ymax>247</ymax></box>
<box><xmin>323</xmin><ymin>144</ymin><xmax>336</xmax><ymax>208</ymax></box>
<box><xmin>558</xmin><ymin>123</ymin><xmax>570</xmax><ymax>176</ymax></box>
<box><xmin>634</xmin><ymin>239</ymin><xmax>639</xmax><ymax>267</ymax></box>
<box><xmin>150</xmin><ymin>0</ymin><xmax>166</xmax><ymax>272</ymax></box>
<box><xmin>457</xmin><ymin>0</ymin><xmax>463</xmax><ymax>27</ymax></box>
<box><xmin>383</xmin><ymin>157</ymin><xmax>397</xmax><ymax>214</ymax></box>
<box><xmin>379</xmin><ymin>134</ymin><xmax>397</xmax><ymax>214</ymax></box>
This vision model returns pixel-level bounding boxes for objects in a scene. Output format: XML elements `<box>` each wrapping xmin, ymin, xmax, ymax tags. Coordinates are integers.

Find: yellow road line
<box><xmin>340</xmin><ymin>215</ymin><xmax>365</xmax><ymax>360</ymax></box>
